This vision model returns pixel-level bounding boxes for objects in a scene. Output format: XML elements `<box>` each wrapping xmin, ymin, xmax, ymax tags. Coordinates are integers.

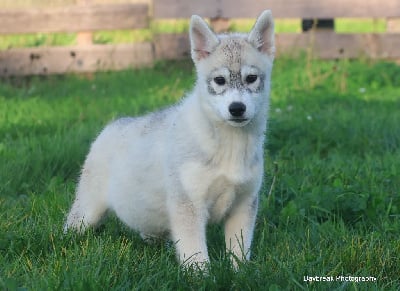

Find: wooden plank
<box><xmin>153</xmin><ymin>32</ymin><xmax>400</xmax><ymax>61</ymax></box>
<box><xmin>0</xmin><ymin>3</ymin><xmax>149</xmax><ymax>34</ymax></box>
<box><xmin>0</xmin><ymin>43</ymin><xmax>153</xmax><ymax>76</ymax></box>
<box><xmin>153</xmin><ymin>0</ymin><xmax>400</xmax><ymax>19</ymax></box>
<box><xmin>276</xmin><ymin>32</ymin><xmax>400</xmax><ymax>59</ymax></box>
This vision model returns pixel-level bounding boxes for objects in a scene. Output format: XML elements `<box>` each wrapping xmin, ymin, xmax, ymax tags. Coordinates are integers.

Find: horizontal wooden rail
<box><xmin>0</xmin><ymin>43</ymin><xmax>153</xmax><ymax>76</ymax></box>
<box><xmin>155</xmin><ymin>32</ymin><xmax>400</xmax><ymax>60</ymax></box>
<box><xmin>153</xmin><ymin>0</ymin><xmax>400</xmax><ymax>19</ymax></box>
<box><xmin>0</xmin><ymin>3</ymin><xmax>148</xmax><ymax>34</ymax></box>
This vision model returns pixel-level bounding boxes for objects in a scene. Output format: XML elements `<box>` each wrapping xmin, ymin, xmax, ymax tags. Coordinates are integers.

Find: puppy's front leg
<box><xmin>224</xmin><ymin>194</ymin><xmax>258</xmax><ymax>265</ymax></box>
<box><xmin>168</xmin><ymin>197</ymin><xmax>209</xmax><ymax>268</ymax></box>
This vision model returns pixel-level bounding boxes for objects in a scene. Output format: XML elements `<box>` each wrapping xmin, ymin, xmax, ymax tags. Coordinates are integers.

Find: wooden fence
<box><xmin>1</xmin><ymin>0</ymin><xmax>399</xmax><ymax>76</ymax></box>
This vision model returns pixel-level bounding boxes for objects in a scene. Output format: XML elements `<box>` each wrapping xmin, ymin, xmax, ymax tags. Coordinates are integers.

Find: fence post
<box><xmin>387</xmin><ymin>18</ymin><xmax>400</xmax><ymax>33</ymax></box>
<box><xmin>387</xmin><ymin>18</ymin><xmax>400</xmax><ymax>63</ymax></box>
<box><xmin>76</xmin><ymin>0</ymin><xmax>93</xmax><ymax>45</ymax></box>
<box><xmin>210</xmin><ymin>17</ymin><xmax>230</xmax><ymax>33</ymax></box>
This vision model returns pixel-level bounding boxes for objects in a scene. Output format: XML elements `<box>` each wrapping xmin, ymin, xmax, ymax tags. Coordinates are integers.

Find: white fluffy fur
<box><xmin>64</xmin><ymin>10</ymin><xmax>275</xmax><ymax>268</ymax></box>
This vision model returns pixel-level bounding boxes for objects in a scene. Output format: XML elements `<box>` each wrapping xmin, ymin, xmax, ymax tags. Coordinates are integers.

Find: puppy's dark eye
<box><xmin>214</xmin><ymin>76</ymin><xmax>226</xmax><ymax>86</ymax></box>
<box><xmin>246</xmin><ymin>74</ymin><xmax>258</xmax><ymax>84</ymax></box>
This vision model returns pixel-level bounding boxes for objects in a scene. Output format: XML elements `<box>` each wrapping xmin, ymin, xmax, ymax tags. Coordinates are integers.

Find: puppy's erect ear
<box><xmin>190</xmin><ymin>15</ymin><xmax>220</xmax><ymax>62</ymax></box>
<box><xmin>248</xmin><ymin>10</ymin><xmax>275</xmax><ymax>58</ymax></box>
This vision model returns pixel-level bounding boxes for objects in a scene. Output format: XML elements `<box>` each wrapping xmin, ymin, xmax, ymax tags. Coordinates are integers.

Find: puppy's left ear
<box><xmin>190</xmin><ymin>15</ymin><xmax>220</xmax><ymax>62</ymax></box>
<box><xmin>248</xmin><ymin>10</ymin><xmax>275</xmax><ymax>58</ymax></box>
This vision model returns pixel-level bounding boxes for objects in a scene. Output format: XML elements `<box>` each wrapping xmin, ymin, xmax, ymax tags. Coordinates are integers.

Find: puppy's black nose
<box><xmin>229</xmin><ymin>102</ymin><xmax>246</xmax><ymax>117</ymax></box>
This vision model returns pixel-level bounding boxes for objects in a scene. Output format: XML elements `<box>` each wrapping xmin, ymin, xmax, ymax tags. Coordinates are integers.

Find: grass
<box><xmin>0</xmin><ymin>18</ymin><xmax>389</xmax><ymax>49</ymax></box>
<box><xmin>1</xmin><ymin>57</ymin><xmax>400</xmax><ymax>290</ymax></box>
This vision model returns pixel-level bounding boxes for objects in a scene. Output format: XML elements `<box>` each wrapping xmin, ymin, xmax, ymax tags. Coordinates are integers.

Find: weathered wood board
<box><xmin>0</xmin><ymin>3</ymin><xmax>148</xmax><ymax>34</ymax></box>
<box><xmin>154</xmin><ymin>32</ymin><xmax>400</xmax><ymax>60</ymax></box>
<box><xmin>0</xmin><ymin>43</ymin><xmax>153</xmax><ymax>76</ymax></box>
<box><xmin>154</xmin><ymin>0</ymin><xmax>400</xmax><ymax>19</ymax></box>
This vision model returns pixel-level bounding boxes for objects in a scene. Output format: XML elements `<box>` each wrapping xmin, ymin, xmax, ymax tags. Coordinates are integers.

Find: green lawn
<box><xmin>0</xmin><ymin>18</ymin><xmax>389</xmax><ymax>49</ymax></box>
<box><xmin>0</xmin><ymin>58</ymin><xmax>399</xmax><ymax>290</ymax></box>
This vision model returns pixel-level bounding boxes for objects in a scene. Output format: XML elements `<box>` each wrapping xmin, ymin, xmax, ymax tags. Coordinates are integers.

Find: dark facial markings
<box><xmin>207</xmin><ymin>77</ymin><xmax>224</xmax><ymax>95</ymax></box>
<box><xmin>207</xmin><ymin>68</ymin><xmax>266</xmax><ymax>95</ymax></box>
<box><xmin>253</xmin><ymin>73</ymin><xmax>266</xmax><ymax>93</ymax></box>
<box><xmin>229</xmin><ymin>71</ymin><xmax>244</xmax><ymax>91</ymax></box>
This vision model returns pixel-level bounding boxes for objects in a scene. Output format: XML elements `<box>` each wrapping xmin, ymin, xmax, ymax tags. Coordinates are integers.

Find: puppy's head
<box><xmin>190</xmin><ymin>11</ymin><xmax>275</xmax><ymax>127</ymax></box>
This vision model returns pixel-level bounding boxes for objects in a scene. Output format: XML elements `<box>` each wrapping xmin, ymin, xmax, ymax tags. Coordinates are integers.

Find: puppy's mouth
<box><xmin>227</xmin><ymin>118</ymin><xmax>250</xmax><ymax>127</ymax></box>
<box><xmin>229</xmin><ymin>118</ymin><xmax>248</xmax><ymax>123</ymax></box>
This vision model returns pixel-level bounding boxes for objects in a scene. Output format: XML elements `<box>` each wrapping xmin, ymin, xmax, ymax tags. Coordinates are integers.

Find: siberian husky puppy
<box><xmin>64</xmin><ymin>10</ymin><xmax>275</xmax><ymax>268</ymax></box>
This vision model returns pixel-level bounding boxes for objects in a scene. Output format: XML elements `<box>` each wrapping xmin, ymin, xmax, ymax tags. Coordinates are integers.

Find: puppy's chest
<box><xmin>205</xmin><ymin>157</ymin><xmax>261</xmax><ymax>221</ymax></box>
<box><xmin>210</xmin><ymin>141</ymin><xmax>261</xmax><ymax>184</ymax></box>
<box><xmin>206</xmin><ymin>176</ymin><xmax>235</xmax><ymax>221</ymax></box>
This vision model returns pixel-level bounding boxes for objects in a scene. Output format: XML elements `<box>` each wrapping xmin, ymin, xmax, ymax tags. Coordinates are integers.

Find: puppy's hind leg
<box><xmin>64</xmin><ymin>167</ymin><xmax>108</xmax><ymax>234</ymax></box>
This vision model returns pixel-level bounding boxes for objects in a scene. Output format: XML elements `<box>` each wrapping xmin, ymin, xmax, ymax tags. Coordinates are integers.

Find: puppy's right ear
<box><xmin>190</xmin><ymin>15</ymin><xmax>220</xmax><ymax>62</ymax></box>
